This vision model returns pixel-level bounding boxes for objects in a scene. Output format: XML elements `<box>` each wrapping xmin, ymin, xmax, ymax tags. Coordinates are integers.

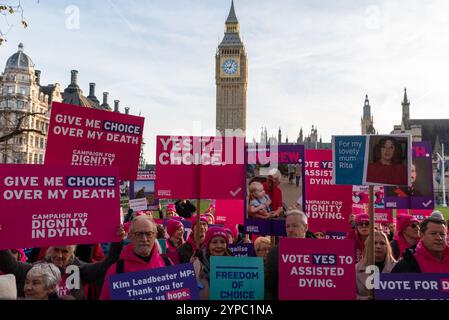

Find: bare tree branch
<box><xmin>0</xmin><ymin>111</ymin><xmax>46</xmax><ymax>143</ymax></box>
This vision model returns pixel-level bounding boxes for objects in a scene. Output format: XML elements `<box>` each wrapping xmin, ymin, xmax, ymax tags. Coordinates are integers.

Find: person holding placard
<box><xmin>265</xmin><ymin>210</ymin><xmax>316</xmax><ymax>300</ymax></box>
<box><xmin>0</xmin><ymin>226</ymin><xmax>126</xmax><ymax>300</ymax></box>
<box><xmin>366</xmin><ymin>137</ymin><xmax>408</xmax><ymax>186</ymax></box>
<box><xmin>193</xmin><ymin>226</ymin><xmax>232</xmax><ymax>300</ymax></box>
<box><xmin>347</xmin><ymin>214</ymin><xmax>370</xmax><ymax>263</ymax></box>
<box><xmin>100</xmin><ymin>216</ymin><xmax>172</xmax><ymax>300</ymax></box>
<box><xmin>356</xmin><ymin>231</ymin><xmax>396</xmax><ymax>300</ymax></box>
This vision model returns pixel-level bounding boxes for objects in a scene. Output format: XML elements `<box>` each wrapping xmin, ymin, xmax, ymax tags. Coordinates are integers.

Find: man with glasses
<box><xmin>390</xmin><ymin>214</ymin><xmax>420</xmax><ymax>260</ymax></box>
<box><xmin>100</xmin><ymin>215</ymin><xmax>171</xmax><ymax>300</ymax></box>
<box><xmin>392</xmin><ymin>212</ymin><xmax>449</xmax><ymax>273</ymax></box>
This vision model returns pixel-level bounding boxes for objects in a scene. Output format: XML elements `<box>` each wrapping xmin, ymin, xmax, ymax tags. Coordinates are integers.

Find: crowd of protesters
<box><xmin>0</xmin><ymin>200</ymin><xmax>448</xmax><ymax>300</ymax></box>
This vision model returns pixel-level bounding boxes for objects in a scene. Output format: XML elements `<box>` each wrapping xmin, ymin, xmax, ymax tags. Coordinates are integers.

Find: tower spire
<box><xmin>226</xmin><ymin>0</ymin><xmax>238</xmax><ymax>24</ymax></box>
<box><xmin>403</xmin><ymin>87</ymin><xmax>409</xmax><ymax>105</ymax></box>
<box><xmin>225</xmin><ymin>0</ymin><xmax>239</xmax><ymax>33</ymax></box>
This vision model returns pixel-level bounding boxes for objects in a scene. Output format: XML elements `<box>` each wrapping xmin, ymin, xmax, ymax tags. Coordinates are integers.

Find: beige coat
<box><xmin>355</xmin><ymin>259</ymin><xmax>396</xmax><ymax>300</ymax></box>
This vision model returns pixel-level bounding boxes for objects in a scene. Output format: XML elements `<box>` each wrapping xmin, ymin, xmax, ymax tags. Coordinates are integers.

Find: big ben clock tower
<box><xmin>216</xmin><ymin>0</ymin><xmax>247</xmax><ymax>136</ymax></box>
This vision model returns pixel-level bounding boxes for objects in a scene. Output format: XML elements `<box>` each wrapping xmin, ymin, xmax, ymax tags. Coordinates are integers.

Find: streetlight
<box><xmin>436</xmin><ymin>143</ymin><xmax>447</xmax><ymax>207</ymax></box>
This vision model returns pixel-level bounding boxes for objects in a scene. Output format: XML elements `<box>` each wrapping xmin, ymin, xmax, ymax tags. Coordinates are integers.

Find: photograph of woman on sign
<box><xmin>366</xmin><ymin>136</ymin><xmax>409</xmax><ymax>186</ymax></box>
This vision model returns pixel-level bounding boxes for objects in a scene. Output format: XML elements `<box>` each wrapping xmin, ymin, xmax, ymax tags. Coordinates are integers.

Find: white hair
<box><xmin>285</xmin><ymin>209</ymin><xmax>308</xmax><ymax>225</ymax></box>
<box><xmin>130</xmin><ymin>215</ymin><xmax>156</xmax><ymax>233</ymax></box>
<box><xmin>26</xmin><ymin>262</ymin><xmax>61</xmax><ymax>290</ymax></box>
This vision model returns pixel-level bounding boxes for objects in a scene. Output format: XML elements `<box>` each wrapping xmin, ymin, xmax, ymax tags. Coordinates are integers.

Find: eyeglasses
<box><xmin>359</xmin><ymin>222</ymin><xmax>369</xmax><ymax>227</ymax></box>
<box><xmin>410</xmin><ymin>223</ymin><xmax>419</xmax><ymax>229</ymax></box>
<box><xmin>133</xmin><ymin>231</ymin><xmax>154</xmax><ymax>238</ymax></box>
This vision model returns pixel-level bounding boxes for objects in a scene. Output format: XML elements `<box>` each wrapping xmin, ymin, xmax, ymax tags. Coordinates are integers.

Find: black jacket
<box><xmin>391</xmin><ymin>245</ymin><xmax>421</xmax><ymax>273</ymax></box>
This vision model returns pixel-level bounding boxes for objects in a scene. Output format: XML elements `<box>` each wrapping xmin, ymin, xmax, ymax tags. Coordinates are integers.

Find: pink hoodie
<box><xmin>393</xmin><ymin>214</ymin><xmax>420</xmax><ymax>258</ymax></box>
<box><xmin>414</xmin><ymin>241</ymin><xmax>449</xmax><ymax>273</ymax></box>
<box><xmin>100</xmin><ymin>243</ymin><xmax>166</xmax><ymax>300</ymax></box>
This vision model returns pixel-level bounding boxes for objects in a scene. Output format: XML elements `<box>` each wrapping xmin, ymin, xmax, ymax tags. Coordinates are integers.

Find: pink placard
<box><xmin>156</xmin><ymin>136</ymin><xmax>245</xmax><ymax>200</ymax></box>
<box><xmin>305</xmin><ymin>150</ymin><xmax>353</xmax><ymax>233</ymax></box>
<box><xmin>279</xmin><ymin>238</ymin><xmax>356</xmax><ymax>300</ymax></box>
<box><xmin>214</xmin><ymin>199</ymin><xmax>244</xmax><ymax>225</ymax></box>
<box><xmin>45</xmin><ymin>102</ymin><xmax>145</xmax><ymax>180</ymax></box>
<box><xmin>397</xmin><ymin>209</ymin><xmax>433</xmax><ymax>221</ymax></box>
<box><xmin>0</xmin><ymin>165</ymin><xmax>121</xmax><ymax>249</ymax></box>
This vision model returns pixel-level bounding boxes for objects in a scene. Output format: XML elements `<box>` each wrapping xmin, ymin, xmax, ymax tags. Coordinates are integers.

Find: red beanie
<box><xmin>396</xmin><ymin>214</ymin><xmax>419</xmax><ymax>235</ymax></box>
<box><xmin>166</xmin><ymin>203</ymin><xmax>177</xmax><ymax>213</ymax></box>
<box><xmin>204</xmin><ymin>213</ymin><xmax>215</xmax><ymax>224</ymax></box>
<box><xmin>202</xmin><ymin>226</ymin><xmax>229</xmax><ymax>249</ymax></box>
<box><xmin>355</xmin><ymin>214</ymin><xmax>370</xmax><ymax>224</ymax></box>
<box><xmin>166</xmin><ymin>219</ymin><xmax>183</xmax><ymax>237</ymax></box>
<box><xmin>190</xmin><ymin>214</ymin><xmax>208</xmax><ymax>230</ymax></box>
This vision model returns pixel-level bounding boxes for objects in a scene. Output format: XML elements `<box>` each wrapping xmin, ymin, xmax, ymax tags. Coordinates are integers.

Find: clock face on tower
<box><xmin>222</xmin><ymin>59</ymin><xmax>239</xmax><ymax>76</ymax></box>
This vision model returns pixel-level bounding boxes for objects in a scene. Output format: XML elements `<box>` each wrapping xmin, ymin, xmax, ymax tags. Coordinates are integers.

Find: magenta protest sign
<box><xmin>156</xmin><ymin>136</ymin><xmax>245</xmax><ymax>200</ymax></box>
<box><xmin>304</xmin><ymin>150</ymin><xmax>352</xmax><ymax>233</ymax></box>
<box><xmin>279</xmin><ymin>238</ymin><xmax>356</xmax><ymax>300</ymax></box>
<box><xmin>214</xmin><ymin>199</ymin><xmax>244</xmax><ymax>225</ymax></box>
<box><xmin>0</xmin><ymin>164</ymin><xmax>121</xmax><ymax>249</ymax></box>
<box><xmin>45</xmin><ymin>102</ymin><xmax>144</xmax><ymax>180</ymax></box>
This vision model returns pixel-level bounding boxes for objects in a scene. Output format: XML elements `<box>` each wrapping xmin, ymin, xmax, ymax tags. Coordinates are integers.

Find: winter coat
<box><xmin>99</xmin><ymin>243</ymin><xmax>166</xmax><ymax>300</ymax></box>
<box><xmin>356</xmin><ymin>259</ymin><xmax>396</xmax><ymax>300</ymax></box>
<box><xmin>0</xmin><ymin>242</ymin><xmax>123</xmax><ymax>299</ymax></box>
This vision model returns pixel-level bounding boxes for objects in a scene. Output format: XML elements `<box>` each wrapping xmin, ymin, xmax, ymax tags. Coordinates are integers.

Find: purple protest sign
<box><xmin>244</xmin><ymin>144</ymin><xmax>305</xmax><ymax>236</ymax></box>
<box><xmin>384</xmin><ymin>142</ymin><xmax>434</xmax><ymax>209</ymax></box>
<box><xmin>376</xmin><ymin>273</ymin><xmax>449</xmax><ymax>300</ymax></box>
<box><xmin>109</xmin><ymin>263</ymin><xmax>199</xmax><ymax>300</ymax></box>
<box><xmin>228</xmin><ymin>243</ymin><xmax>255</xmax><ymax>257</ymax></box>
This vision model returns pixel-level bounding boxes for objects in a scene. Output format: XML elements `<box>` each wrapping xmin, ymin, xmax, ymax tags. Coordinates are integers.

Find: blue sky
<box><xmin>1</xmin><ymin>0</ymin><xmax>449</xmax><ymax>163</ymax></box>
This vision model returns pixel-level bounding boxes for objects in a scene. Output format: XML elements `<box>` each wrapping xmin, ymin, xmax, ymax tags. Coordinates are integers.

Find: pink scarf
<box><xmin>414</xmin><ymin>241</ymin><xmax>449</xmax><ymax>273</ymax></box>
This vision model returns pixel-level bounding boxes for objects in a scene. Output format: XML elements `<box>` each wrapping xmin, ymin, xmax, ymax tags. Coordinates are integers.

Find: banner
<box><xmin>156</xmin><ymin>136</ymin><xmax>245</xmax><ymax>200</ymax></box>
<box><xmin>245</xmin><ymin>144</ymin><xmax>305</xmax><ymax>236</ymax></box>
<box><xmin>128</xmin><ymin>198</ymin><xmax>148</xmax><ymax>211</ymax></box>
<box><xmin>0</xmin><ymin>165</ymin><xmax>120</xmax><ymax>249</ymax></box>
<box><xmin>45</xmin><ymin>102</ymin><xmax>144</xmax><ymax>180</ymax></box>
<box><xmin>214</xmin><ymin>199</ymin><xmax>244</xmax><ymax>225</ymax></box>
<box><xmin>279</xmin><ymin>238</ymin><xmax>356</xmax><ymax>300</ymax></box>
<box><xmin>130</xmin><ymin>167</ymin><xmax>158</xmax><ymax>211</ymax></box>
<box><xmin>333</xmin><ymin>135</ymin><xmax>411</xmax><ymax>187</ymax></box>
<box><xmin>228</xmin><ymin>243</ymin><xmax>255</xmax><ymax>257</ymax></box>
<box><xmin>210</xmin><ymin>256</ymin><xmax>264</xmax><ymax>300</ymax></box>
<box><xmin>396</xmin><ymin>209</ymin><xmax>433</xmax><ymax>221</ymax></box>
<box><xmin>304</xmin><ymin>150</ymin><xmax>352</xmax><ymax>233</ymax></box>
<box><xmin>385</xmin><ymin>142</ymin><xmax>434</xmax><ymax>209</ymax></box>
<box><xmin>375</xmin><ymin>273</ymin><xmax>449</xmax><ymax>300</ymax></box>
<box><xmin>332</xmin><ymin>136</ymin><xmax>367</xmax><ymax>185</ymax></box>
<box><xmin>109</xmin><ymin>263</ymin><xmax>199</xmax><ymax>300</ymax></box>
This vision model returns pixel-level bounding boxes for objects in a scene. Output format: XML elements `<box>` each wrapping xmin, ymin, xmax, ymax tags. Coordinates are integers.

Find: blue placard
<box><xmin>375</xmin><ymin>273</ymin><xmax>449</xmax><ymax>300</ymax></box>
<box><xmin>210</xmin><ymin>256</ymin><xmax>264</xmax><ymax>300</ymax></box>
<box><xmin>228</xmin><ymin>243</ymin><xmax>255</xmax><ymax>257</ymax></box>
<box><xmin>333</xmin><ymin>136</ymin><xmax>367</xmax><ymax>185</ymax></box>
<box><xmin>109</xmin><ymin>263</ymin><xmax>199</xmax><ymax>300</ymax></box>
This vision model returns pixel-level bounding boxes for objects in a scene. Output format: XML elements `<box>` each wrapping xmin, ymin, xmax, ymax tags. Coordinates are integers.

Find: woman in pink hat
<box><xmin>165</xmin><ymin>219</ymin><xmax>185</xmax><ymax>253</ymax></box>
<box><xmin>347</xmin><ymin>214</ymin><xmax>370</xmax><ymax>262</ymax></box>
<box><xmin>193</xmin><ymin>226</ymin><xmax>232</xmax><ymax>300</ymax></box>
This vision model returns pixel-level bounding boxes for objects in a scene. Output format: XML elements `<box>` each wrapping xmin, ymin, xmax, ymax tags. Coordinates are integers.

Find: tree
<box><xmin>0</xmin><ymin>111</ymin><xmax>45</xmax><ymax>143</ymax></box>
<box><xmin>0</xmin><ymin>1</ymin><xmax>28</xmax><ymax>45</ymax></box>
<box><xmin>0</xmin><ymin>110</ymin><xmax>46</xmax><ymax>163</ymax></box>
